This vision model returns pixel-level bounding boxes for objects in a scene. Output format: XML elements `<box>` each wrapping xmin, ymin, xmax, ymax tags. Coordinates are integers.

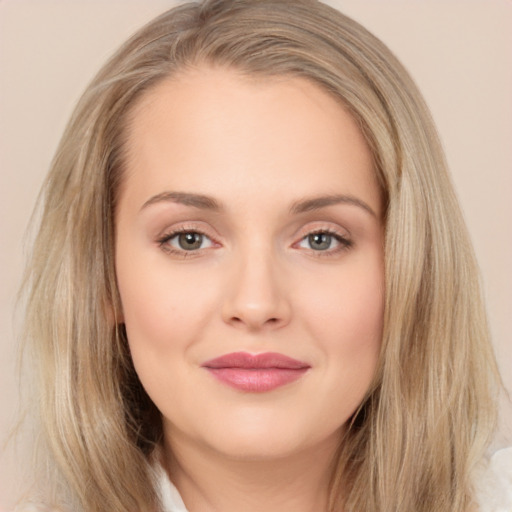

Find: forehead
<box><xmin>119</xmin><ymin>66</ymin><xmax>381</xmax><ymax>216</ymax></box>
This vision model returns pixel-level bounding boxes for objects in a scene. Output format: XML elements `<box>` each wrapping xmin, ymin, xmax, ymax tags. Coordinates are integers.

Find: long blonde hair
<box><xmin>20</xmin><ymin>1</ymin><xmax>500</xmax><ymax>510</ymax></box>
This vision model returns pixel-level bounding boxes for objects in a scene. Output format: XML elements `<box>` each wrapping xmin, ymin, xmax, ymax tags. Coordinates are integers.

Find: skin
<box><xmin>115</xmin><ymin>66</ymin><xmax>384</xmax><ymax>512</ymax></box>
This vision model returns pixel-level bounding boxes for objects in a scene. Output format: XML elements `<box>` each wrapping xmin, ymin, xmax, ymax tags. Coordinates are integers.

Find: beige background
<box><xmin>1</xmin><ymin>0</ymin><xmax>511</xmax><ymax>508</ymax></box>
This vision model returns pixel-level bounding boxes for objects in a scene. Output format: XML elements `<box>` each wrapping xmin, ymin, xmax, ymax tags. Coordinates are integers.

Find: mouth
<box><xmin>201</xmin><ymin>352</ymin><xmax>311</xmax><ymax>392</ymax></box>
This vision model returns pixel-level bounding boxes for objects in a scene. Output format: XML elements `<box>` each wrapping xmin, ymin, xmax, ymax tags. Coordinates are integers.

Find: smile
<box><xmin>201</xmin><ymin>352</ymin><xmax>311</xmax><ymax>392</ymax></box>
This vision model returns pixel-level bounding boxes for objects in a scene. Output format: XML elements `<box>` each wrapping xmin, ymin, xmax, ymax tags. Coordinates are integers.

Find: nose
<box><xmin>221</xmin><ymin>247</ymin><xmax>291</xmax><ymax>332</ymax></box>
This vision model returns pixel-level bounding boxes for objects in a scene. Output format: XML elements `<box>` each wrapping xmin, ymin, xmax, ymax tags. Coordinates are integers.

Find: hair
<box><xmin>19</xmin><ymin>0</ymin><xmax>501</xmax><ymax>511</ymax></box>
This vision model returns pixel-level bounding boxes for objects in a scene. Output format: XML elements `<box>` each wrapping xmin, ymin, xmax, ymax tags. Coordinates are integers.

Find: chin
<box><xmin>205</xmin><ymin>432</ymin><xmax>312</xmax><ymax>461</ymax></box>
<box><xmin>192</xmin><ymin>412</ymin><xmax>343</xmax><ymax>462</ymax></box>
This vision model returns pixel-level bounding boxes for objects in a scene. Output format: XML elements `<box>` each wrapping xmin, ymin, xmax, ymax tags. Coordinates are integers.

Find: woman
<box><xmin>17</xmin><ymin>0</ymin><xmax>510</xmax><ymax>511</ymax></box>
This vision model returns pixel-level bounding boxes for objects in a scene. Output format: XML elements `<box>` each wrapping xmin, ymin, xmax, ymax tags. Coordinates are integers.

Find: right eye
<box><xmin>158</xmin><ymin>230</ymin><xmax>215</xmax><ymax>253</ymax></box>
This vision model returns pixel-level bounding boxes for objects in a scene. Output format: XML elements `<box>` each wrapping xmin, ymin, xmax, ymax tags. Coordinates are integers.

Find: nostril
<box><xmin>228</xmin><ymin>315</ymin><xmax>282</xmax><ymax>329</ymax></box>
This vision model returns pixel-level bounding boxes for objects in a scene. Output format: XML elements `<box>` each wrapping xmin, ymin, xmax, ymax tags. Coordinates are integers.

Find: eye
<box><xmin>160</xmin><ymin>230</ymin><xmax>214</xmax><ymax>252</ymax></box>
<box><xmin>297</xmin><ymin>231</ymin><xmax>352</xmax><ymax>252</ymax></box>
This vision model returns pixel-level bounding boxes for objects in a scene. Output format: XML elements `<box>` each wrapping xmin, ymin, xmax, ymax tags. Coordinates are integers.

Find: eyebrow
<box><xmin>290</xmin><ymin>194</ymin><xmax>377</xmax><ymax>217</ymax></box>
<box><xmin>141</xmin><ymin>191</ymin><xmax>222</xmax><ymax>212</ymax></box>
<box><xmin>140</xmin><ymin>191</ymin><xmax>376</xmax><ymax>217</ymax></box>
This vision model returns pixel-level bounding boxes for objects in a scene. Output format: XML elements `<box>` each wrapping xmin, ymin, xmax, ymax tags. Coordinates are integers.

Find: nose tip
<box><xmin>221</xmin><ymin>257</ymin><xmax>291</xmax><ymax>331</ymax></box>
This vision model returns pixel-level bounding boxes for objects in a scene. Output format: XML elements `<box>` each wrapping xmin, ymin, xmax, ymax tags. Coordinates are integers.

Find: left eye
<box><xmin>166</xmin><ymin>231</ymin><xmax>214</xmax><ymax>251</ymax></box>
<box><xmin>298</xmin><ymin>232</ymin><xmax>344</xmax><ymax>251</ymax></box>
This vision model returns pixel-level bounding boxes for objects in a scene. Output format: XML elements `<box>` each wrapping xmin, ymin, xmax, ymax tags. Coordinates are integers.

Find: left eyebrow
<box><xmin>289</xmin><ymin>194</ymin><xmax>377</xmax><ymax>217</ymax></box>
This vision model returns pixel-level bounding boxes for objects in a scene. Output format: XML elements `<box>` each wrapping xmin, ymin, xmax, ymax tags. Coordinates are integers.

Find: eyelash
<box><xmin>157</xmin><ymin>226</ymin><xmax>216</xmax><ymax>257</ymax></box>
<box><xmin>297</xmin><ymin>229</ymin><xmax>353</xmax><ymax>257</ymax></box>
<box><xmin>156</xmin><ymin>226</ymin><xmax>353</xmax><ymax>258</ymax></box>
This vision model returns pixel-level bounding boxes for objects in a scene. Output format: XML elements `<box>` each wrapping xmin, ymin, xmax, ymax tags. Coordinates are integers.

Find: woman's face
<box><xmin>115</xmin><ymin>67</ymin><xmax>384</xmax><ymax>461</ymax></box>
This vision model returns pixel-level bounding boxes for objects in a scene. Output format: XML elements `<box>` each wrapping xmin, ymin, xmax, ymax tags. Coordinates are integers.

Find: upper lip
<box><xmin>201</xmin><ymin>352</ymin><xmax>310</xmax><ymax>370</ymax></box>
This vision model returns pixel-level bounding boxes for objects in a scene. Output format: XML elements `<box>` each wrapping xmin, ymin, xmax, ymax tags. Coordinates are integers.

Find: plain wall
<box><xmin>1</xmin><ymin>0</ymin><xmax>511</xmax><ymax>508</ymax></box>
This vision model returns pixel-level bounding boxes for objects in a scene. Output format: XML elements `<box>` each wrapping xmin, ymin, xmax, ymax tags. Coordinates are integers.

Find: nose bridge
<box><xmin>222</xmin><ymin>237</ymin><xmax>290</xmax><ymax>330</ymax></box>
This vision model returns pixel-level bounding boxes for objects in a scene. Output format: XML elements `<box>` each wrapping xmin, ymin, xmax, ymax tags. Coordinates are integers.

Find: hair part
<box><xmin>20</xmin><ymin>1</ymin><xmax>500</xmax><ymax>510</ymax></box>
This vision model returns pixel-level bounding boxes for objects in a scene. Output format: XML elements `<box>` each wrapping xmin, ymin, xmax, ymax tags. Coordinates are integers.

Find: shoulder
<box><xmin>474</xmin><ymin>446</ymin><xmax>512</xmax><ymax>512</ymax></box>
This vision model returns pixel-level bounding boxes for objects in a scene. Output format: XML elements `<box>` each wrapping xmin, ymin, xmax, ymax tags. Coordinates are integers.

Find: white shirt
<box><xmin>474</xmin><ymin>447</ymin><xmax>512</xmax><ymax>512</ymax></box>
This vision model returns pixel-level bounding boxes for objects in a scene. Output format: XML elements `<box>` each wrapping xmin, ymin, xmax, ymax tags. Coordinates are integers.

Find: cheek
<box><xmin>116</xmin><ymin>259</ymin><xmax>215</xmax><ymax>403</ymax></box>
<box><xmin>298</xmin><ymin>252</ymin><xmax>384</xmax><ymax>394</ymax></box>
<box><xmin>117</xmin><ymin>247</ymin><xmax>215</xmax><ymax>339</ymax></box>
<box><xmin>305</xmin><ymin>254</ymin><xmax>383</xmax><ymax>346</ymax></box>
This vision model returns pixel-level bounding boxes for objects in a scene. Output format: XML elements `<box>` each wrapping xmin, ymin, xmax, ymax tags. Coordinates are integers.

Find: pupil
<box><xmin>309</xmin><ymin>233</ymin><xmax>331</xmax><ymax>250</ymax></box>
<box><xmin>178</xmin><ymin>232</ymin><xmax>202</xmax><ymax>250</ymax></box>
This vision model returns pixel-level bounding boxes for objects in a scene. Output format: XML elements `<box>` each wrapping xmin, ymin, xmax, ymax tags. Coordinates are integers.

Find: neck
<box><xmin>162</xmin><ymin>431</ymin><xmax>340</xmax><ymax>512</ymax></box>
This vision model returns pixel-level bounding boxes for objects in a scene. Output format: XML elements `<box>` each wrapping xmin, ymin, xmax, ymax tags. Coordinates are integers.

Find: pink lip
<box><xmin>201</xmin><ymin>352</ymin><xmax>310</xmax><ymax>392</ymax></box>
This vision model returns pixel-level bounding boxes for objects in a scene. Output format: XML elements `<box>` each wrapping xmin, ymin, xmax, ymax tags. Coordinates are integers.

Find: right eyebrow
<box><xmin>140</xmin><ymin>191</ymin><xmax>223</xmax><ymax>212</ymax></box>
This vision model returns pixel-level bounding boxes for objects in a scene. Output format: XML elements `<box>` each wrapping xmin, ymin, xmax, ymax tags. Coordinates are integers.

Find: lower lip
<box><xmin>205</xmin><ymin>368</ymin><xmax>309</xmax><ymax>392</ymax></box>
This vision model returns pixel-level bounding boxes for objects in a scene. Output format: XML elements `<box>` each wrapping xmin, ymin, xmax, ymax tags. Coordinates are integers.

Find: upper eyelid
<box><xmin>157</xmin><ymin>222</ymin><xmax>218</xmax><ymax>240</ymax></box>
<box><xmin>158</xmin><ymin>230</ymin><xmax>216</xmax><ymax>249</ymax></box>
<box><xmin>293</xmin><ymin>222</ymin><xmax>350</xmax><ymax>239</ymax></box>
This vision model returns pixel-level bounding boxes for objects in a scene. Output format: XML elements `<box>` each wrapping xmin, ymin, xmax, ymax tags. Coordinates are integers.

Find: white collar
<box><xmin>154</xmin><ymin>462</ymin><xmax>189</xmax><ymax>512</ymax></box>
